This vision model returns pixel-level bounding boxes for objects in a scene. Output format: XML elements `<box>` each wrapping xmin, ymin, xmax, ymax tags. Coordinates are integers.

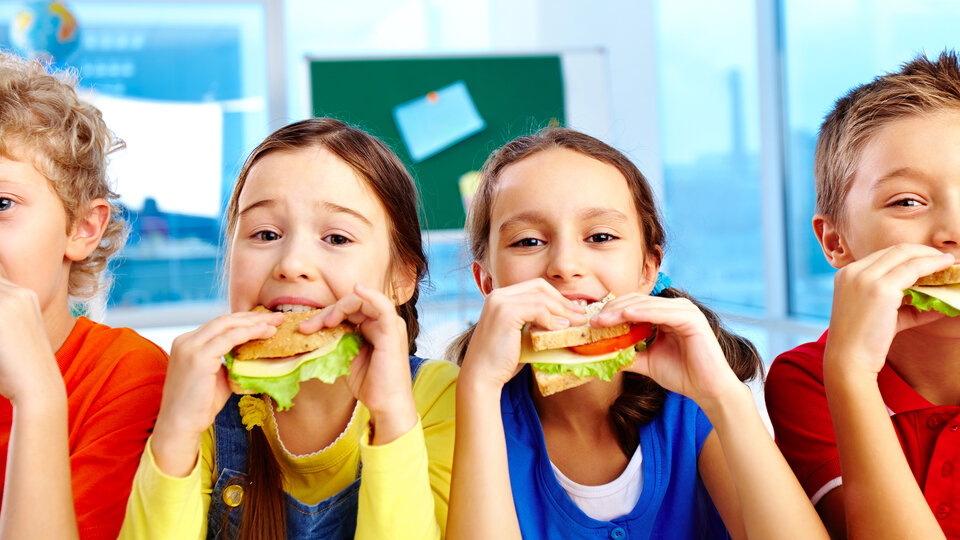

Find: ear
<box><xmin>813</xmin><ymin>213</ymin><xmax>854</xmax><ymax>269</ymax></box>
<box><xmin>65</xmin><ymin>198</ymin><xmax>110</xmax><ymax>262</ymax></box>
<box><xmin>390</xmin><ymin>261</ymin><xmax>418</xmax><ymax>305</ymax></box>
<box><xmin>640</xmin><ymin>245</ymin><xmax>663</xmax><ymax>292</ymax></box>
<box><xmin>472</xmin><ymin>261</ymin><xmax>495</xmax><ymax>296</ymax></box>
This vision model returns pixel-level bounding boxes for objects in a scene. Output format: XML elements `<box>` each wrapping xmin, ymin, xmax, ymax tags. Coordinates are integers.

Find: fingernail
<box><xmin>554</xmin><ymin>317</ymin><xmax>570</xmax><ymax>328</ymax></box>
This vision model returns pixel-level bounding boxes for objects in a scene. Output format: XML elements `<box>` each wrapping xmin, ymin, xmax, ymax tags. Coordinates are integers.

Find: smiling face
<box><xmin>228</xmin><ymin>146</ymin><xmax>403</xmax><ymax>313</ymax></box>
<box><xmin>826</xmin><ymin>110</ymin><xmax>960</xmax><ymax>263</ymax></box>
<box><xmin>478</xmin><ymin>148</ymin><xmax>658</xmax><ymax>301</ymax></box>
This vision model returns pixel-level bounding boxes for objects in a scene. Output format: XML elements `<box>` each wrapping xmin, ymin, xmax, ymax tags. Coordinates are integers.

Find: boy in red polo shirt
<box><xmin>766</xmin><ymin>51</ymin><xmax>960</xmax><ymax>539</ymax></box>
<box><xmin>0</xmin><ymin>53</ymin><xmax>166</xmax><ymax>538</ymax></box>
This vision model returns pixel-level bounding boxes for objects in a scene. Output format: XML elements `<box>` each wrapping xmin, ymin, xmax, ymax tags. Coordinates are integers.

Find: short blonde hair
<box><xmin>815</xmin><ymin>50</ymin><xmax>960</xmax><ymax>227</ymax></box>
<box><xmin>0</xmin><ymin>53</ymin><xmax>125</xmax><ymax>298</ymax></box>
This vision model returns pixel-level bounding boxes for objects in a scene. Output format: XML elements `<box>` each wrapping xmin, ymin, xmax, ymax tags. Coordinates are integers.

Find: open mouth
<box><xmin>271</xmin><ymin>304</ymin><xmax>319</xmax><ymax>313</ymax></box>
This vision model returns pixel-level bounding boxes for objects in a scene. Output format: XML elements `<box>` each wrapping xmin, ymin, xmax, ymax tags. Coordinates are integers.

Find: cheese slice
<box><xmin>231</xmin><ymin>337</ymin><xmax>341</xmax><ymax>378</ymax></box>
<box><xmin>518</xmin><ymin>329</ymin><xmax>620</xmax><ymax>365</ymax></box>
<box><xmin>910</xmin><ymin>284</ymin><xmax>960</xmax><ymax>310</ymax></box>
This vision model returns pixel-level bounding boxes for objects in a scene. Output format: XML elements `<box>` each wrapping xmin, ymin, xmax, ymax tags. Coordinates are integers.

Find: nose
<box><xmin>932</xmin><ymin>200</ymin><xmax>960</xmax><ymax>257</ymax></box>
<box><xmin>272</xmin><ymin>233</ymin><xmax>319</xmax><ymax>281</ymax></box>
<box><xmin>546</xmin><ymin>238</ymin><xmax>585</xmax><ymax>281</ymax></box>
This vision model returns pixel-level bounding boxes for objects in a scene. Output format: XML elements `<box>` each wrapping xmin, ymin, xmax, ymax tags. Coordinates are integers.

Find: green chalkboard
<box><xmin>310</xmin><ymin>55</ymin><xmax>565</xmax><ymax>230</ymax></box>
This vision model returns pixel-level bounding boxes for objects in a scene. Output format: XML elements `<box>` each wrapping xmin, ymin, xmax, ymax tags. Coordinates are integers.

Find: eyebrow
<box><xmin>320</xmin><ymin>201</ymin><xmax>372</xmax><ymax>227</ymax></box>
<box><xmin>870</xmin><ymin>167</ymin><xmax>932</xmax><ymax>192</ymax></box>
<box><xmin>237</xmin><ymin>199</ymin><xmax>372</xmax><ymax>227</ymax></box>
<box><xmin>237</xmin><ymin>199</ymin><xmax>275</xmax><ymax>219</ymax></box>
<box><xmin>498</xmin><ymin>207</ymin><xmax>628</xmax><ymax>233</ymax></box>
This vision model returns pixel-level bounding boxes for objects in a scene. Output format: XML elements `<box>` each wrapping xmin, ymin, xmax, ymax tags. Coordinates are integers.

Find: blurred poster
<box><xmin>90</xmin><ymin>93</ymin><xmax>223</xmax><ymax>217</ymax></box>
<box><xmin>392</xmin><ymin>80</ymin><xmax>485</xmax><ymax>162</ymax></box>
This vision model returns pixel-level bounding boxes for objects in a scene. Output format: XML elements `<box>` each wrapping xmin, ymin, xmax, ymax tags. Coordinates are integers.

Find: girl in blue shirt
<box><xmin>446</xmin><ymin>128</ymin><xmax>827</xmax><ymax>539</ymax></box>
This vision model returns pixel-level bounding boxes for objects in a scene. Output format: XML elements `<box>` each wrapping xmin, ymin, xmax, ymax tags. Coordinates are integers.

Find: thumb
<box><xmin>625</xmin><ymin>349</ymin><xmax>652</xmax><ymax>377</ymax></box>
<box><xmin>897</xmin><ymin>303</ymin><xmax>948</xmax><ymax>332</ymax></box>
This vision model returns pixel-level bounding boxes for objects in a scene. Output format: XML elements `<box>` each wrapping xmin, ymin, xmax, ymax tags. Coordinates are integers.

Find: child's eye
<box><xmin>324</xmin><ymin>234</ymin><xmax>351</xmax><ymax>246</ymax></box>
<box><xmin>252</xmin><ymin>230</ymin><xmax>280</xmax><ymax>242</ymax></box>
<box><xmin>0</xmin><ymin>197</ymin><xmax>14</xmax><ymax>211</ymax></box>
<box><xmin>587</xmin><ymin>233</ymin><xmax>618</xmax><ymax>243</ymax></box>
<box><xmin>510</xmin><ymin>238</ymin><xmax>544</xmax><ymax>248</ymax></box>
<box><xmin>891</xmin><ymin>198</ymin><xmax>922</xmax><ymax>207</ymax></box>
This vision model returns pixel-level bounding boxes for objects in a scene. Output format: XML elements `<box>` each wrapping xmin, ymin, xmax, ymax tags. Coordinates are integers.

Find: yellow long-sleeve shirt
<box><xmin>120</xmin><ymin>359</ymin><xmax>457</xmax><ymax>539</ymax></box>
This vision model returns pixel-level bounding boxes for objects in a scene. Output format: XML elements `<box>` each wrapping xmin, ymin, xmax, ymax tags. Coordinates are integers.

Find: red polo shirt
<box><xmin>766</xmin><ymin>331</ymin><xmax>960</xmax><ymax>537</ymax></box>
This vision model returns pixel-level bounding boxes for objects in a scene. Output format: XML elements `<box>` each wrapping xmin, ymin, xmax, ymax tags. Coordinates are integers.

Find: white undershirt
<box><xmin>550</xmin><ymin>443</ymin><xmax>643</xmax><ymax>522</ymax></box>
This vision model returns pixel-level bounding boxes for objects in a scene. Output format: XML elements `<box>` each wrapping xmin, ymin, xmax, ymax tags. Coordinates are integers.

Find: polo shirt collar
<box><xmin>879</xmin><ymin>362</ymin><xmax>936</xmax><ymax>414</ymax></box>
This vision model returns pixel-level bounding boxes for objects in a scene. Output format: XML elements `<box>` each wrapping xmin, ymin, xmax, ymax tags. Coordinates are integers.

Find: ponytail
<box><xmin>239</xmin><ymin>423</ymin><xmax>286</xmax><ymax>539</ymax></box>
<box><xmin>398</xmin><ymin>289</ymin><xmax>421</xmax><ymax>355</ymax></box>
<box><xmin>444</xmin><ymin>323</ymin><xmax>475</xmax><ymax>367</ymax></box>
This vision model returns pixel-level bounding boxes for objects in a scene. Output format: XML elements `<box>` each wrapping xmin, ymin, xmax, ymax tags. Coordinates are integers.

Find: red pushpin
<box><xmin>427</xmin><ymin>91</ymin><xmax>439</xmax><ymax>104</ymax></box>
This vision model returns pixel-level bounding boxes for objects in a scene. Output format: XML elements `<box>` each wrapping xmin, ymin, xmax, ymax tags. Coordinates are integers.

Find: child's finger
<box><xmin>591</xmin><ymin>295</ymin><xmax>675</xmax><ymax>326</ymax></box>
<box><xmin>856</xmin><ymin>244</ymin><xmax>950</xmax><ymax>282</ymax></box>
<box><xmin>202</xmin><ymin>323</ymin><xmax>279</xmax><ymax>361</ymax></box>
<box><xmin>528</xmin><ymin>279</ymin><xmax>588</xmax><ymax>315</ymax></box>
<box><xmin>880</xmin><ymin>252</ymin><xmax>955</xmax><ymax>289</ymax></box>
<box><xmin>626</xmin><ymin>348</ymin><xmax>653</xmax><ymax>377</ymax></box>
<box><xmin>898</xmin><ymin>301</ymin><xmax>949</xmax><ymax>332</ymax></box>
<box><xmin>183</xmin><ymin>311</ymin><xmax>283</xmax><ymax>348</ymax></box>
<box><xmin>488</xmin><ymin>291</ymin><xmax>581</xmax><ymax>330</ymax></box>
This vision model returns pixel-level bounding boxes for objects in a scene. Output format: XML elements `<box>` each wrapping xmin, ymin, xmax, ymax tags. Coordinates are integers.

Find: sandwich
<box><xmin>519</xmin><ymin>295</ymin><xmax>656</xmax><ymax>396</ymax></box>
<box><xmin>905</xmin><ymin>264</ymin><xmax>960</xmax><ymax>316</ymax></box>
<box><xmin>223</xmin><ymin>306</ymin><xmax>362</xmax><ymax>410</ymax></box>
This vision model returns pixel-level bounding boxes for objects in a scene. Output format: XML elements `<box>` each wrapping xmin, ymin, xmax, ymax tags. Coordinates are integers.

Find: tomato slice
<box><xmin>568</xmin><ymin>323</ymin><xmax>655</xmax><ymax>356</ymax></box>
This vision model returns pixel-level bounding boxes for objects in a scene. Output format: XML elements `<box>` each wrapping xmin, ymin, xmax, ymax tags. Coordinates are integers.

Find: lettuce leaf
<box><xmin>225</xmin><ymin>333</ymin><xmax>362</xmax><ymax>410</ymax></box>
<box><xmin>531</xmin><ymin>347</ymin><xmax>638</xmax><ymax>381</ymax></box>
<box><xmin>904</xmin><ymin>288</ymin><xmax>960</xmax><ymax>317</ymax></box>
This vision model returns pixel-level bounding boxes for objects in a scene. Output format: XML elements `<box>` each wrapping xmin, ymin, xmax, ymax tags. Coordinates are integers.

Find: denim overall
<box><xmin>206</xmin><ymin>355</ymin><xmax>427</xmax><ymax>539</ymax></box>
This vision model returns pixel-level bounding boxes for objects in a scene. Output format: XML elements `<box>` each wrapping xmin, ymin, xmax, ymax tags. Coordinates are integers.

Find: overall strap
<box><xmin>408</xmin><ymin>355</ymin><xmax>427</xmax><ymax>381</ymax></box>
<box><xmin>213</xmin><ymin>393</ymin><xmax>251</xmax><ymax>475</ymax></box>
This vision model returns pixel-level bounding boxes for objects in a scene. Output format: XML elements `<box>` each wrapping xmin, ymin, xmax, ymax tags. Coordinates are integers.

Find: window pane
<box><xmin>0</xmin><ymin>2</ymin><xmax>268</xmax><ymax>307</ymax></box>
<box><xmin>654</xmin><ymin>0</ymin><xmax>764</xmax><ymax>312</ymax></box>
<box><xmin>781</xmin><ymin>0</ymin><xmax>960</xmax><ymax>318</ymax></box>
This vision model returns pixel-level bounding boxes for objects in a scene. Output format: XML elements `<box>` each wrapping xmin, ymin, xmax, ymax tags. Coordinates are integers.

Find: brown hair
<box><xmin>223</xmin><ymin>118</ymin><xmax>427</xmax><ymax>538</ymax></box>
<box><xmin>816</xmin><ymin>50</ymin><xmax>960</xmax><ymax>227</ymax></box>
<box><xmin>446</xmin><ymin>127</ymin><xmax>761</xmax><ymax>455</ymax></box>
<box><xmin>0</xmin><ymin>52</ymin><xmax>126</xmax><ymax>298</ymax></box>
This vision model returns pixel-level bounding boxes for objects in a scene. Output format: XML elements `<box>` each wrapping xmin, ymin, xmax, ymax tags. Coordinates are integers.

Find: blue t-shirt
<box><xmin>501</xmin><ymin>367</ymin><xmax>729</xmax><ymax>539</ymax></box>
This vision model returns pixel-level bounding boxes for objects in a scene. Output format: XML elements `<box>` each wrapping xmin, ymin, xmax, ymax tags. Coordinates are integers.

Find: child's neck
<box><xmin>43</xmin><ymin>287</ymin><xmax>78</xmax><ymax>353</ymax></box>
<box><xmin>531</xmin><ymin>373</ymin><xmax>631</xmax><ymax>485</ymax></box>
<box><xmin>531</xmin><ymin>374</ymin><xmax>622</xmax><ymax>434</ymax></box>
<box><xmin>888</xmin><ymin>329</ymin><xmax>960</xmax><ymax>406</ymax></box>
<box><xmin>273</xmin><ymin>377</ymin><xmax>357</xmax><ymax>455</ymax></box>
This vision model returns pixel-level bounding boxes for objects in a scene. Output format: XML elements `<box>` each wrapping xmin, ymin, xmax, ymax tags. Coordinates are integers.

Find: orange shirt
<box><xmin>0</xmin><ymin>316</ymin><xmax>167</xmax><ymax>540</ymax></box>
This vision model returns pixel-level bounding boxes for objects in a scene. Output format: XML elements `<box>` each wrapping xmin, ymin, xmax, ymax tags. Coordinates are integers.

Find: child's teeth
<box><xmin>275</xmin><ymin>304</ymin><xmax>313</xmax><ymax>313</ymax></box>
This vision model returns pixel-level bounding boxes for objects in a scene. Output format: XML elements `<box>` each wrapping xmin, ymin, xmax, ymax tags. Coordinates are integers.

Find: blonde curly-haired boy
<box><xmin>0</xmin><ymin>52</ymin><xmax>166</xmax><ymax>539</ymax></box>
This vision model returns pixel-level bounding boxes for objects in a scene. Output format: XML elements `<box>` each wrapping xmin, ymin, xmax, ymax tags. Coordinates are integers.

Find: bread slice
<box><xmin>228</xmin><ymin>379</ymin><xmax>259</xmax><ymax>395</ymax></box>
<box><xmin>915</xmin><ymin>264</ymin><xmax>960</xmax><ymax>287</ymax></box>
<box><xmin>532</xmin><ymin>368</ymin><xmax>594</xmax><ymax>396</ymax></box>
<box><xmin>232</xmin><ymin>306</ymin><xmax>351</xmax><ymax>361</ymax></box>
<box><xmin>530</xmin><ymin>294</ymin><xmax>629</xmax><ymax>351</ymax></box>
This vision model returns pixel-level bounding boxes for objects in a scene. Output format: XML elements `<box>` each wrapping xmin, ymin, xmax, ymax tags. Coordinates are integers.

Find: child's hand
<box><xmin>825</xmin><ymin>243</ymin><xmax>953</xmax><ymax>380</ymax></box>
<box><xmin>151</xmin><ymin>310</ymin><xmax>282</xmax><ymax>476</ymax></box>
<box><xmin>593</xmin><ymin>293</ymin><xmax>742</xmax><ymax>410</ymax></box>
<box><xmin>460</xmin><ymin>279</ymin><xmax>586</xmax><ymax>394</ymax></box>
<box><xmin>0</xmin><ymin>273</ymin><xmax>64</xmax><ymax>407</ymax></box>
<box><xmin>300</xmin><ymin>284</ymin><xmax>417</xmax><ymax>445</ymax></box>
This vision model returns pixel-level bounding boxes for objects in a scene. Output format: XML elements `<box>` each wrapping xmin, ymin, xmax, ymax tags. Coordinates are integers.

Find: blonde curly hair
<box><xmin>0</xmin><ymin>52</ymin><xmax>126</xmax><ymax>298</ymax></box>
